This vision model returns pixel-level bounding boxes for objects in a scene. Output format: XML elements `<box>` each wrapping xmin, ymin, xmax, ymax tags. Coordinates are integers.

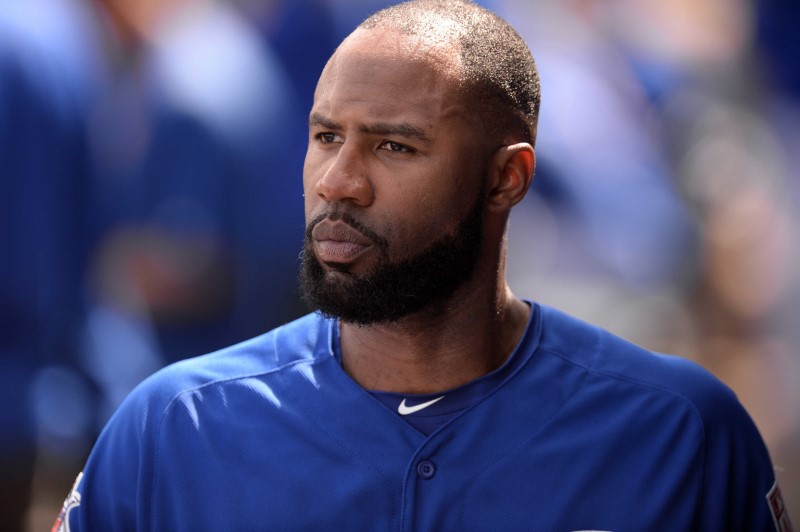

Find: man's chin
<box><xmin>300</xmin><ymin>267</ymin><xmax>394</xmax><ymax>325</ymax></box>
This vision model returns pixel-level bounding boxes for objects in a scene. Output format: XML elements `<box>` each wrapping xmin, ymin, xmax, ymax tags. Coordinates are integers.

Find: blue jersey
<box><xmin>57</xmin><ymin>303</ymin><xmax>787</xmax><ymax>531</ymax></box>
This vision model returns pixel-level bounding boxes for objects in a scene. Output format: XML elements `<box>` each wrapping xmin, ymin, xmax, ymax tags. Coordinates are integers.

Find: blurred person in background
<box><xmin>0</xmin><ymin>0</ymin><xmax>96</xmax><ymax>526</ymax></box>
<box><xmin>2</xmin><ymin>0</ymin><xmax>315</xmax><ymax>527</ymax></box>
<box><xmin>75</xmin><ymin>0</ymin><xmax>313</xmax><ymax>461</ymax></box>
<box><xmin>83</xmin><ymin>0</ymin><xmax>308</xmax><ymax>374</ymax></box>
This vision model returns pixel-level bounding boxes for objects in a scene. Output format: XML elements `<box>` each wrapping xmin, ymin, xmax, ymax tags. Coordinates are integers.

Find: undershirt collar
<box><xmin>331</xmin><ymin>302</ymin><xmax>537</xmax><ymax>436</ymax></box>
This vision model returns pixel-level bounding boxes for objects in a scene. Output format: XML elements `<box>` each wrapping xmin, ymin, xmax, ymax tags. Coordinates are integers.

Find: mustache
<box><xmin>305</xmin><ymin>210</ymin><xmax>389</xmax><ymax>251</ymax></box>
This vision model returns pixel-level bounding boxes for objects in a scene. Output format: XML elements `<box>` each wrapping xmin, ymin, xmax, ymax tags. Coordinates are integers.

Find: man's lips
<box><xmin>312</xmin><ymin>220</ymin><xmax>374</xmax><ymax>263</ymax></box>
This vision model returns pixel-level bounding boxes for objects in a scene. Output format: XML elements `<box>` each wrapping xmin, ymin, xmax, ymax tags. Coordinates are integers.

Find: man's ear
<box><xmin>486</xmin><ymin>143</ymin><xmax>535</xmax><ymax>212</ymax></box>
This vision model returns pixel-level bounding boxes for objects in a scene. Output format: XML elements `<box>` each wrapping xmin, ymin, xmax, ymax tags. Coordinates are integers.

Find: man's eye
<box><xmin>316</xmin><ymin>132</ymin><xmax>340</xmax><ymax>143</ymax></box>
<box><xmin>381</xmin><ymin>141</ymin><xmax>412</xmax><ymax>153</ymax></box>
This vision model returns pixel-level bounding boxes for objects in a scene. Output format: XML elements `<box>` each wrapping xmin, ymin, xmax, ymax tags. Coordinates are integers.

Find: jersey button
<box><xmin>417</xmin><ymin>460</ymin><xmax>436</xmax><ymax>480</ymax></box>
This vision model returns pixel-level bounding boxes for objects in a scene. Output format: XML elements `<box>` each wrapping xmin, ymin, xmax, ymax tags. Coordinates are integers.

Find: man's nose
<box><xmin>314</xmin><ymin>144</ymin><xmax>374</xmax><ymax>207</ymax></box>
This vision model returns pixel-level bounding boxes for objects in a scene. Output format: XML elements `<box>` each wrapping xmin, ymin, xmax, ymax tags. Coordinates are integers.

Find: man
<box><xmin>56</xmin><ymin>1</ymin><xmax>790</xmax><ymax>530</ymax></box>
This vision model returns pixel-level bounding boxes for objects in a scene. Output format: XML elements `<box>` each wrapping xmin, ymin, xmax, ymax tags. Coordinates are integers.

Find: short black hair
<box><xmin>359</xmin><ymin>0</ymin><xmax>540</xmax><ymax>147</ymax></box>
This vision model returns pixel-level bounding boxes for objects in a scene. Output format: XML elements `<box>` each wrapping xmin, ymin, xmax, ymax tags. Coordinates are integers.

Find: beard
<box><xmin>299</xmin><ymin>185</ymin><xmax>486</xmax><ymax>325</ymax></box>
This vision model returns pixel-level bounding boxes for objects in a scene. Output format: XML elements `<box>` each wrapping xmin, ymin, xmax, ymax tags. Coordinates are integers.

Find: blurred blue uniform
<box><xmin>756</xmin><ymin>0</ymin><xmax>800</xmax><ymax>98</ymax></box>
<box><xmin>0</xmin><ymin>0</ymin><xmax>96</xmax><ymax>525</ymax></box>
<box><xmin>77</xmin><ymin>1</ymin><xmax>309</xmax><ymax>429</ymax></box>
<box><xmin>2</xmin><ymin>2</ymin><xmax>310</xmax><ymax>524</ymax></box>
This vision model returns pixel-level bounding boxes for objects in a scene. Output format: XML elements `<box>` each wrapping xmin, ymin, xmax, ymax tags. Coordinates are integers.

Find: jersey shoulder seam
<box><xmin>147</xmin><ymin>354</ymin><xmax>327</xmax><ymax>525</ymax></box>
<box><xmin>539</xmin><ymin>343</ymin><xmax>709</xmax><ymax>517</ymax></box>
<box><xmin>539</xmin><ymin>344</ymin><xmax>707</xmax><ymax>423</ymax></box>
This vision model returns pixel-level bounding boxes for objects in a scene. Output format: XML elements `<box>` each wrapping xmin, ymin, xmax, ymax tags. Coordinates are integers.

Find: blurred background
<box><xmin>0</xmin><ymin>0</ymin><xmax>796</xmax><ymax>529</ymax></box>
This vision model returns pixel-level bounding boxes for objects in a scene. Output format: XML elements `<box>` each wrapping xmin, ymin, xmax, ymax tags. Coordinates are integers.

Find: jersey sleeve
<box><xmin>53</xmin><ymin>369</ymin><xmax>177</xmax><ymax>531</ymax></box>
<box><xmin>52</xmin><ymin>322</ymin><xmax>311</xmax><ymax>531</ymax></box>
<box><xmin>684</xmin><ymin>361</ymin><xmax>789</xmax><ymax>531</ymax></box>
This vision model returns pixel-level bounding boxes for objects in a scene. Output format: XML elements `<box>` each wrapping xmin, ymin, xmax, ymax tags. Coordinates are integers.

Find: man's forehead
<box><xmin>310</xmin><ymin>27</ymin><xmax>479</xmax><ymax>135</ymax></box>
<box><xmin>312</xmin><ymin>83</ymin><xmax>466</xmax><ymax>136</ymax></box>
<box><xmin>331</xmin><ymin>27</ymin><xmax>463</xmax><ymax>82</ymax></box>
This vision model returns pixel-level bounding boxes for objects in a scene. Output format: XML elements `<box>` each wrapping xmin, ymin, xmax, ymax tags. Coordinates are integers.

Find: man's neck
<box><xmin>338</xmin><ymin>285</ymin><xmax>530</xmax><ymax>394</ymax></box>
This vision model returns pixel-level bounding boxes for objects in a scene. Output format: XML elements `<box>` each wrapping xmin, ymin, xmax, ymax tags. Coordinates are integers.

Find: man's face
<box><xmin>300</xmin><ymin>29</ymin><xmax>488</xmax><ymax>324</ymax></box>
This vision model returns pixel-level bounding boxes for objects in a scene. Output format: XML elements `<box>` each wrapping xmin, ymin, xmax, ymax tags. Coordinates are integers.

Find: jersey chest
<box><xmin>147</xmin><ymin>370</ymin><xmax>704</xmax><ymax>531</ymax></box>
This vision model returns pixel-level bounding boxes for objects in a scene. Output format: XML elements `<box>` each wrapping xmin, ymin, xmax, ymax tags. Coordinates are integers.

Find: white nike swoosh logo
<box><xmin>398</xmin><ymin>396</ymin><xmax>445</xmax><ymax>415</ymax></box>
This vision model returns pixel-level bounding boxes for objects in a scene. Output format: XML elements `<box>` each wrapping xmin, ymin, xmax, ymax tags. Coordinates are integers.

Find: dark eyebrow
<box><xmin>360</xmin><ymin>122</ymin><xmax>431</xmax><ymax>144</ymax></box>
<box><xmin>309</xmin><ymin>113</ymin><xmax>341</xmax><ymax>130</ymax></box>
<box><xmin>309</xmin><ymin>113</ymin><xmax>431</xmax><ymax>144</ymax></box>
